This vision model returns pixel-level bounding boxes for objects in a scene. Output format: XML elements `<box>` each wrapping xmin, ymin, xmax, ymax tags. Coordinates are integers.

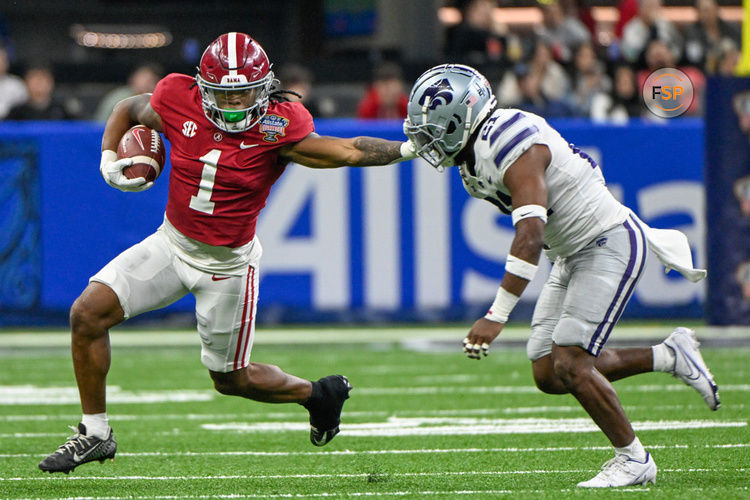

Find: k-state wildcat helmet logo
<box><xmin>419</xmin><ymin>79</ymin><xmax>454</xmax><ymax>110</ymax></box>
<box><xmin>405</xmin><ymin>64</ymin><xmax>497</xmax><ymax>170</ymax></box>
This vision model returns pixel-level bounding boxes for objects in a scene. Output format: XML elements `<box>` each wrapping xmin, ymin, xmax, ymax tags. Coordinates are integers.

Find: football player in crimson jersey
<box><xmin>39</xmin><ymin>32</ymin><xmax>417</xmax><ymax>474</ymax></box>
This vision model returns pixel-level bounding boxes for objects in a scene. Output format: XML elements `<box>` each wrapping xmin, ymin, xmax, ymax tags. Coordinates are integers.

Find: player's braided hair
<box><xmin>269</xmin><ymin>81</ymin><xmax>302</xmax><ymax>104</ymax></box>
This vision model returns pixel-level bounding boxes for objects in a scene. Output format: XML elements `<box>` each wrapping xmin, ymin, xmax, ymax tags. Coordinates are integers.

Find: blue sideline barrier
<box><xmin>0</xmin><ymin>118</ymin><xmax>704</xmax><ymax>325</ymax></box>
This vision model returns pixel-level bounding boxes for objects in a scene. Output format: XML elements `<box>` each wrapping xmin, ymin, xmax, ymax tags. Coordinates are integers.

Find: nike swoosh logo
<box><xmin>675</xmin><ymin>345</ymin><xmax>702</xmax><ymax>380</ymax></box>
<box><xmin>240</xmin><ymin>142</ymin><xmax>259</xmax><ymax>149</ymax></box>
<box><xmin>211</xmin><ymin>275</ymin><xmax>231</xmax><ymax>281</ymax></box>
<box><xmin>73</xmin><ymin>449</ymin><xmax>93</xmax><ymax>463</ymax></box>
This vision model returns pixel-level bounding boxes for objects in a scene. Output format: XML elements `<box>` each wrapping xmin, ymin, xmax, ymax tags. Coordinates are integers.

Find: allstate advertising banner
<box><xmin>0</xmin><ymin>119</ymin><xmax>705</xmax><ymax>324</ymax></box>
<box><xmin>258</xmin><ymin>119</ymin><xmax>705</xmax><ymax>322</ymax></box>
<box><xmin>705</xmin><ymin>77</ymin><xmax>750</xmax><ymax>325</ymax></box>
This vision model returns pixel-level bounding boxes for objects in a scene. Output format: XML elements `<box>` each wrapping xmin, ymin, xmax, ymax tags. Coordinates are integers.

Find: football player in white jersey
<box><xmin>404</xmin><ymin>64</ymin><xmax>720</xmax><ymax>488</ymax></box>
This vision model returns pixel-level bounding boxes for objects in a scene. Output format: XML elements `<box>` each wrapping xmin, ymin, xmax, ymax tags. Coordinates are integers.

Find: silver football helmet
<box><xmin>404</xmin><ymin>64</ymin><xmax>497</xmax><ymax>170</ymax></box>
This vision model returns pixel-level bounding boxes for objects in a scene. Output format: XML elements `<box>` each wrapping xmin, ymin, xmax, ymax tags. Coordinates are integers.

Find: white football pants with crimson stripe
<box><xmin>90</xmin><ymin>229</ymin><xmax>260</xmax><ymax>373</ymax></box>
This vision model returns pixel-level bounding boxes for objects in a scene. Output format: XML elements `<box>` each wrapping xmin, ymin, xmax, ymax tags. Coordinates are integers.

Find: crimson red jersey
<box><xmin>150</xmin><ymin>73</ymin><xmax>314</xmax><ymax>247</ymax></box>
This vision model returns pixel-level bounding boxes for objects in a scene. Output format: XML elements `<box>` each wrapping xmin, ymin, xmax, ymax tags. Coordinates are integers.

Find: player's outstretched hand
<box><xmin>462</xmin><ymin>317</ymin><xmax>505</xmax><ymax>360</ymax></box>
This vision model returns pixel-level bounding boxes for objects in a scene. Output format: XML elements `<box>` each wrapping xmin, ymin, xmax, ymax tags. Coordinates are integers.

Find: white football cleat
<box><xmin>664</xmin><ymin>327</ymin><xmax>721</xmax><ymax>410</ymax></box>
<box><xmin>577</xmin><ymin>453</ymin><xmax>657</xmax><ymax>488</ymax></box>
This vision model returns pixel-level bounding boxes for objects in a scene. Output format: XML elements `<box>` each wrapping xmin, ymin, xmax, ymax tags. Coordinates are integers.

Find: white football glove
<box><xmin>384</xmin><ymin>140</ymin><xmax>417</xmax><ymax>165</ymax></box>
<box><xmin>99</xmin><ymin>150</ymin><xmax>154</xmax><ymax>192</ymax></box>
<box><xmin>400</xmin><ymin>139</ymin><xmax>417</xmax><ymax>160</ymax></box>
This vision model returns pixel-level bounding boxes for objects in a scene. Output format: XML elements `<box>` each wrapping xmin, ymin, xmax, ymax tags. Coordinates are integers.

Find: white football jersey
<box><xmin>459</xmin><ymin>108</ymin><xmax>629</xmax><ymax>260</ymax></box>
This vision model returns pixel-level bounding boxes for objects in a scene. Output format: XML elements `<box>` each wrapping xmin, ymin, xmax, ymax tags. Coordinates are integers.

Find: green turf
<box><xmin>0</xmin><ymin>334</ymin><xmax>748</xmax><ymax>499</ymax></box>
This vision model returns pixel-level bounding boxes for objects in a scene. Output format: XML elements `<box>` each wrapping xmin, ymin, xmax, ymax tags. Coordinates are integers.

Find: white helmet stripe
<box><xmin>228</xmin><ymin>32</ymin><xmax>238</xmax><ymax>76</ymax></box>
<box><xmin>460</xmin><ymin>105</ymin><xmax>473</xmax><ymax>151</ymax></box>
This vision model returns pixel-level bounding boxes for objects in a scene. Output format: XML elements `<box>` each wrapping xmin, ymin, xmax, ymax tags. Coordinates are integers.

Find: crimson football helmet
<box><xmin>196</xmin><ymin>32</ymin><xmax>274</xmax><ymax>132</ymax></box>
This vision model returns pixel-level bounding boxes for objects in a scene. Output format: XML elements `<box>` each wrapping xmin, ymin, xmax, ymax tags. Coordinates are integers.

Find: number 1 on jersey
<box><xmin>189</xmin><ymin>149</ymin><xmax>221</xmax><ymax>214</ymax></box>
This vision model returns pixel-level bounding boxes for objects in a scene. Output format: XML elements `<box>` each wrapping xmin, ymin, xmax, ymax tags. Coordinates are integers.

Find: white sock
<box><xmin>652</xmin><ymin>343</ymin><xmax>675</xmax><ymax>373</ymax></box>
<box><xmin>81</xmin><ymin>413</ymin><xmax>109</xmax><ymax>439</ymax></box>
<box><xmin>615</xmin><ymin>436</ymin><xmax>647</xmax><ymax>462</ymax></box>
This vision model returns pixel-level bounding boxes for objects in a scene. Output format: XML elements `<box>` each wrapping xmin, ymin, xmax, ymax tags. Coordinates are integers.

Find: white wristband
<box><xmin>511</xmin><ymin>204</ymin><xmax>548</xmax><ymax>226</ymax></box>
<box><xmin>100</xmin><ymin>149</ymin><xmax>118</xmax><ymax>181</ymax></box>
<box><xmin>505</xmin><ymin>255</ymin><xmax>538</xmax><ymax>281</ymax></box>
<box><xmin>100</xmin><ymin>149</ymin><xmax>117</xmax><ymax>169</ymax></box>
<box><xmin>484</xmin><ymin>287</ymin><xmax>520</xmax><ymax>323</ymax></box>
<box><xmin>385</xmin><ymin>141</ymin><xmax>417</xmax><ymax>165</ymax></box>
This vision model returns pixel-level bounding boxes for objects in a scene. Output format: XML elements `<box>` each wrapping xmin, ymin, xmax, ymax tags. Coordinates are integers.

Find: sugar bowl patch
<box><xmin>259</xmin><ymin>115</ymin><xmax>289</xmax><ymax>142</ymax></box>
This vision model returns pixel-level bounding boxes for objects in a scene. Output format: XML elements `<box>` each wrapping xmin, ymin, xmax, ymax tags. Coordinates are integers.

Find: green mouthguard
<box><xmin>223</xmin><ymin>110</ymin><xmax>246</xmax><ymax>123</ymax></box>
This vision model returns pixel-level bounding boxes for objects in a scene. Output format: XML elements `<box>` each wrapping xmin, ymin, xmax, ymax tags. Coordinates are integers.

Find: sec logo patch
<box><xmin>182</xmin><ymin>120</ymin><xmax>198</xmax><ymax>137</ymax></box>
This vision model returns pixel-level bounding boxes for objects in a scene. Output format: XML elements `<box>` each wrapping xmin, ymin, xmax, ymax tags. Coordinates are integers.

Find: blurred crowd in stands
<box><xmin>0</xmin><ymin>0</ymin><xmax>742</xmax><ymax>123</ymax></box>
<box><xmin>444</xmin><ymin>0</ymin><xmax>740</xmax><ymax>122</ymax></box>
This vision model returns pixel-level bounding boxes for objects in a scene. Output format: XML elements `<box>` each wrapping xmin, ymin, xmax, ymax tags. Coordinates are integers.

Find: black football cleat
<box><xmin>302</xmin><ymin>375</ymin><xmax>352</xmax><ymax>446</ymax></box>
<box><xmin>38</xmin><ymin>423</ymin><xmax>117</xmax><ymax>474</ymax></box>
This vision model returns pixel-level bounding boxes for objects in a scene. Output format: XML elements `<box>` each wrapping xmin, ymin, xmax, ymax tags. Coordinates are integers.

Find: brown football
<box><xmin>116</xmin><ymin>125</ymin><xmax>166</xmax><ymax>182</ymax></box>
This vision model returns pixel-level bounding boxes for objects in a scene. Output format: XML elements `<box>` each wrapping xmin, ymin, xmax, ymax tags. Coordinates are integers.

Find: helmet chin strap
<box><xmin>420</xmin><ymin>97</ymin><xmax>431</xmax><ymax>124</ymax></box>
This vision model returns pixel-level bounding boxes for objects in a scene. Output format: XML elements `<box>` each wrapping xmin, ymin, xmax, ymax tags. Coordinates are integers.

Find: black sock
<box><xmin>301</xmin><ymin>380</ymin><xmax>323</xmax><ymax>408</ymax></box>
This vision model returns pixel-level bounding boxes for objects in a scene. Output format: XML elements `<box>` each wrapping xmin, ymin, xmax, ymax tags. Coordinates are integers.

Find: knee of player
<box><xmin>551</xmin><ymin>349</ymin><xmax>589</xmax><ymax>386</ymax></box>
<box><xmin>69</xmin><ymin>297</ymin><xmax>107</xmax><ymax>338</ymax></box>
<box><xmin>531</xmin><ymin>357</ymin><xmax>566</xmax><ymax>394</ymax></box>
<box><xmin>70</xmin><ymin>284</ymin><xmax>124</xmax><ymax>336</ymax></box>
<box><xmin>533</xmin><ymin>372</ymin><xmax>566</xmax><ymax>394</ymax></box>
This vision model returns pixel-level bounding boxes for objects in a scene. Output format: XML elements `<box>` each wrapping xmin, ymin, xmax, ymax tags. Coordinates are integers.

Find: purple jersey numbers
<box><xmin>569</xmin><ymin>143</ymin><xmax>598</xmax><ymax>169</ymax></box>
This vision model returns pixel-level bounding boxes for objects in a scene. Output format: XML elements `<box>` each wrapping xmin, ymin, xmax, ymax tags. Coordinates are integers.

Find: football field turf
<box><xmin>0</xmin><ymin>325</ymin><xmax>748</xmax><ymax>499</ymax></box>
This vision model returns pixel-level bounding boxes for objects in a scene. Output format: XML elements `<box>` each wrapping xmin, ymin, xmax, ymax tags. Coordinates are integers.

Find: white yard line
<box><xmin>200</xmin><ymin>418</ymin><xmax>746</xmax><ymax>437</ymax></box>
<box><xmin>1</xmin><ymin>383</ymin><xmax>747</xmax><ymax>405</ymax></box>
<box><xmin>2</xmin><ymin>468</ymin><xmax>746</xmax><ymax>482</ymax></box>
<box><xmin>0</xmin><ymin>433</ymin><xmax>62</xmax><ymax>438</ymax></box>
<box><xmin>2</xmin><ymin>417</ymin><xmax>743</xmax><ymax>440</ymax></box>
<box><xmin>29</xmin><ymin>487</ymin><xmax>750</xmax><ymax>500</ymax></box>
<box><xmin>25</xmin><ymin>488</ymin><xmax>750</xmax><ymax>500</ymax></box>
<box><xmin>0</xmin><ymin>404</ymin><xmax>743</xmax><ymax>422</ymax></box>
<box><xmin>0</xmin><ymin>386</ymin><xmax>214</xmax><ymax>405</ymax></box>
<box><xmin>1</xmin><ymin>325</ymin><xmax>749</xmax><ymax>348</ymax></box>
<box><xmin>356</xmin><ymin>384</ymin><xmax>750</xmax><ymax>395</ymax></box>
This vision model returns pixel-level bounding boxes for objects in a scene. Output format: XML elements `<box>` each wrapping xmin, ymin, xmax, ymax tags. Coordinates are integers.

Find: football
<box><xmin>116</xmin><ymin>125</ymin><xmax>166</xmax><ymax>182</ymax></box>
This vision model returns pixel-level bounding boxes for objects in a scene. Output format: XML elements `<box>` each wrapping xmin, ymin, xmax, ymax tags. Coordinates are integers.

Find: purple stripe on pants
<box><xmin>594</xmin><ymin>217</ymin><xmax>648</xmax><ymax>355</ymax></box>
<box><xmin>587</xmin><ymin>216</ymin><xmax>647</xmax><ymax>355</ymax></box>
